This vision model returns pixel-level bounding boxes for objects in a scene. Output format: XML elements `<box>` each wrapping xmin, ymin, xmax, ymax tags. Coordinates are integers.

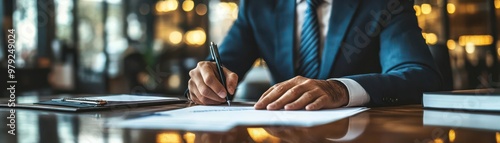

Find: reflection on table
<box><xmin>1</xmin><ymin>96</ymin><xmax>500</xmax><ymax>143</ymax></box>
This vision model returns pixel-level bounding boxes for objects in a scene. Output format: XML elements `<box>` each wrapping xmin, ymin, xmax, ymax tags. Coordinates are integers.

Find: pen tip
<box><xmin>227</xmin><ymin>101</ymin><xmax>231</xmax><ymax>106</ymax></box>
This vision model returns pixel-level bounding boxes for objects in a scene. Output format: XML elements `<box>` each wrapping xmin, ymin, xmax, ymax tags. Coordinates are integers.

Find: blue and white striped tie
<box><xmin>298</xmin><ymin>0</ymin><xmax>322</xmax><ymax>78</ymax></box>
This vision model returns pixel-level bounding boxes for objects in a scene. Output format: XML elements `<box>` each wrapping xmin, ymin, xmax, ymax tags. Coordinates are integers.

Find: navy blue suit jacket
<box><xmin>217</xmin><ymin>0</ymin><xmax>443</xmax><ymax>106</ymax></box>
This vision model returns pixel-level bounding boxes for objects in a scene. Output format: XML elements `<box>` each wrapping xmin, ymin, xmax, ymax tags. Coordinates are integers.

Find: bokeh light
<box><xmin>169</xmin><ymin>31</ymin><xmax>183</xmax><ymax>45</ymax></box>
<box><xmin>195</xmin><ymin>4</ymin><xmax>207</xmax><ymax>15</ymax></box>
<box><xmin>447</xmin><ymin>3</ymin><xmax>456</xmax><ymax>14</ymax></box>
<box><xmin>449</xmin><ymin>129</ymin><xmax>456</xmax><ymax>142</ymax></box>
<box><xmin>156</xmin><ymin>132</ymin><xmax>182</xmax><ymax>143</ymax></box>
<box><xmin>414</xmin><ymin>5</ymin><xmax>421</xmax><ymax>16</ymax></box>
<box><xmin>247</xmin><ymin>128</ymin><xmax>280</xmax><ymax>143</ymax></box>
<box><xmin>182</xmin><ymin>0</ymin><xmax>194</xmax><ymax>12</ymax></box>
<box><xmin>185</xmin><ymin>28</ymin><xmax>206</xmax><ymax>46</ymax></box>
<box><xmin>447</xmin><ymin>40</ymin><xmax>456</xmax><ymax>50</ymax></box>
<box><xmin>156</xmin><ymin>0</ymin><xmax>178</xmax><ymax>13</ymax></box>
<box><xmin>421</xmin><ymin>4</ymin><xmax>432</xmax><ymax>14</ymax></box>
<box><xmin>183</xmin><ymin>132</ymin><xmax>195</xmax><ymax>143</ymax></box>
<box><xmin>465</xmin><ymin>42</ymin><xmax>475</xmax><ymax>54</ymax></box>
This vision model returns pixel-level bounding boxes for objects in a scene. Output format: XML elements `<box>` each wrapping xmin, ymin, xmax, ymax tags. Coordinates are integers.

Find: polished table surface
<box><xmin>1</xmin><ymin>95</ymin><xmax>499</xmax><ymax>143</ymax></box>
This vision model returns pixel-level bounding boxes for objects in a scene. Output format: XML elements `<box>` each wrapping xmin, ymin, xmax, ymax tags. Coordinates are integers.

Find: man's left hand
<box><xmin>254</xmin><ymin>76</ymin><xmax>349</xmax><ymax>110</ymax></box>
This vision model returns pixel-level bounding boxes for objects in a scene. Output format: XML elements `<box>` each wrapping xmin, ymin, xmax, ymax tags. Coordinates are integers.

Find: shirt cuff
<box><xmin>328</xmin><ymin>78</ymin><xmax>370</xmax><ymax>106</ymax></box>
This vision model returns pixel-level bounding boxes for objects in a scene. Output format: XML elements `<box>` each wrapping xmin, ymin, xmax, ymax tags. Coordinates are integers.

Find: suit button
<box><xmin>383</xmin><ymin>97</ymin><xmax>398</xmax><ymax>103</ymax></box>
<box><xmin>382</xmin><ymin>97</ymin><xmax>389</xmax><ymax>102</ymax></box>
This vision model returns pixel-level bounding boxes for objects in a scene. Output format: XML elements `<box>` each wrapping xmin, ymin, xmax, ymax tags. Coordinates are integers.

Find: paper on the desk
<box><xmin>85</xmin><ymin>95</ymin><xmax>178</xmax><ymax>102</ymax></box>
<box><xmin>111</xmin><ymin>106</ymin><xmax>368</xmax><ymax>132</ymax></box>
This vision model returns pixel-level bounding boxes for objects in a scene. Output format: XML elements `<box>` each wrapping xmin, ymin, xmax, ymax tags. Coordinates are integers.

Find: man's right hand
<box><xmin>188</xmin><ymin>61</ymin><xmax>239</xmax><ymax>105</ymax></box>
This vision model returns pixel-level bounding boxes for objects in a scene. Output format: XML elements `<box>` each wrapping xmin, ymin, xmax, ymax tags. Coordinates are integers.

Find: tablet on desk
<box><xmin>0</xmin><ymin>94</ymin><xmax>187</xmax><ymax>112</ymax></box>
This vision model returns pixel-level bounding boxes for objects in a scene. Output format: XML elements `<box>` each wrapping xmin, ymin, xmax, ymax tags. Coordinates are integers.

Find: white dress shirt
<box><xmin>295</xmin><ymin>0</ymin><xmax>370</xmax><ymax>106</ymax></box>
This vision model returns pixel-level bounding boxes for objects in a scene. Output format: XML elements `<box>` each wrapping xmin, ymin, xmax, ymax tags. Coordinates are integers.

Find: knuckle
<box><xmin>295</xmin><ymin>76</ymin><xmax>304</xmax><ymax>80</ymax></box>
<box><xmin>188</xmin><ymin>90</ymin><xmax>195</xmax><ymax>97</ymax></box>
<box><xmin>271</xmin><ymin>84</ymin><xmax>279</xmax><ymax>89</ymax></box>
<box><xmin>203</xmin><ymin>76</ymin><xmax>215</xmax><ymax>85</ymax></box>
<box><xmin>199</xmin><ymin>97</ymin><xmax>209</xmax><ymax>103</ymax></box>
<box><xmin>273</xmin><ymin>101</ymin><xmax>282</xmax><ymax>105</ymax></box>
<box><xmin>275</xmin><ymin>86</ymin><xmax>285</xmax><ymax>93</ymax></box>
<box><xmin>288</xmin><ymin>88</ymin><xmax>298</xmax><ymax>95</ymax></box>
<box><xmin>303</xmin><ymin>92</ymin><xmax>314</xmax><ymax>100</ymax></box>
<box><xmin>230</xmin><ymin>73</ymin><xmax>238</xmax><ymax>79</ymax></box>
<box><xmin>197</xmin><ymin>62</ymin><xmax>204</xmax><ymax>67</ymax></box>
<box><xmin>199</xmin><ymin>86</ymin><xmax>212</xmax><ymax>96</ymax></box>
<box><xmin>189</xmin><ymin>70</ymin><xmax>195</xmax><ymax>77</ymax></box>
<box><xmin>188</xmin><ymin>79</ymin><xmax>194</xmax><ymax>87</ymax></box>
<box><xmin>312</xmin><ymin>87</ymin><xmax>321</xmax><ymax>92</ymax></box>
<box><xmin>200</xmin><ymin>62</ymin><xmax>213</xmax><ymax>69</ymax></box>
<box><xmin>304</xmin><ymin>79</ymin><xmax>314</xmax><ymax>84</ymax></box>
<box><xmin>315</xmin><ymin>97</ymin><xmax>325</xmax><ymax>103</ymax></box>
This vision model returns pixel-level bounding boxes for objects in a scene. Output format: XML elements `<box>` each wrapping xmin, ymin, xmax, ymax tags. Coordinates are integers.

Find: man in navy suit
<box><xmin>187</xmin><ymin>0</ymin><xmax>443</xmax><ymax>110</ymax></box>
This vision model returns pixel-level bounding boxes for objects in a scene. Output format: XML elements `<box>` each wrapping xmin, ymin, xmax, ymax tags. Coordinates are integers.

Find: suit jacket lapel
<box><xmin>319</xmin><ymin>0</ymin><xmax>360</xmax><ymax>79</ymax></box>
<box><xmin>275</xmin><ymin>0</ymin><xmax>296</xmax><ymax>80</ymax></box>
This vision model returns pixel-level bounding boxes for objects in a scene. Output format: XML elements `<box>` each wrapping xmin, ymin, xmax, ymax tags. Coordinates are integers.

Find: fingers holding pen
<box><xmin>188</xmin><ymin>79</ymin><xmax>222</xmax><ymax>105</ymax></box>
<box><xmin>198</xmin><ymin>62</ymin><xmax>228</xmax><ymax>98</ymax></box>
<box><xmin>188</xmin><ymin>63</ymin><xmax>226</xmax><ymax>104</ymax></box>
<box><xmin>223</xmin><ymin>67</ymin><xmax>238</xmax><ymax>95</ymax></box>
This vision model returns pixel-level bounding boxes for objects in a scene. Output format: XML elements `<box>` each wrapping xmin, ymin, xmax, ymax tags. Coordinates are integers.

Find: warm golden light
<box><xmin>465</xmin><ymin>4</ymin><xmax>477</xmax><ymax>14</ymax></box>
<box><xmin>229</xmin><ymin>2</ymin><xmax>239</xmax><ymax>19</ymax></box>
<box><xmin>423</xmin><ymin>33</ymin><xmax>438</xmax><ymax>45</ymax></box>
<box><xmin>447</xmin><ymin>40</ymin><xmax>456</xmax><ymax>50</ymax></box>
<box><xmin>156</xmin><ymin>132</ymin><xmax>182</xmax><ymax>143</ymax></box>
<box><xmin>447</xmin><ymin>3</ymin><xmax>456</xmax><ymax>14</ymax></box>
<box><xmin>497</xmin><ymin>48</ymin><xmax>500</xmax><ymax>57</ymax></box>
<box><xmin>495</xmin><ymin>0</ymin><xmax>500</xmax><ymax>9</ymax></box>
<box><xmin>167</xmin><ymin>74</ymin><xmax>181</xmax><ymax>89</ymax></box>
<box><xmin>449</xmin><ymin>129</ymin><xmax>456</xmax><ymax>142</ymax></box>
<box><xmin>458</xmin><ymin>35</ymin><xmax>494</xmax><ymax>46</ymax></box>
<box><xmin>195</xmin><ymin>4</ymin><xmax>207</xmax><ymax>16</ymax></box>
<box><xmin>247</xmin><ymin>128</ymin><xmax>280</xmax><ymax>143</ymax></box>
<box><xmin>497</xmin><ymin>42</ymin><xmax>500</xmax><ymax>56</ymax></box>
<box><xmin>156</xmin><ymin>0</ymin><xmax>178</xmax><ymax>13</ymax></box>
<box><xmin>414</xmin><ymin>5</ymin><xmax>421</xmax><ymax>16</ymax></box>
<box><xmin>183</xmin><ymin>132</ymin><xmax>195</xmax><ymax>143</ymax></box>
<box><xmin>434</xmin><ymin>138</ymin><xmax>444</xmax><ymax>143</ymax></box>
<box><xmin>182</xmin><ymin>0</ymin><xmax>194</xmax><ymax>12</ymax></box>
<box><xmin>156</xmin><ymin>1</ymin><xmax>165</xmax><ymax>12</ymax></box>
<box><xmin>169</xmin><ymin>31</ymin><xmax>183</xmax><ymax>45</ymax></box>
<box><xmin>496</xmin><ymin>132</ymin><xmax>500</xmax><ymax>143</ymax></box>
<box><xmin>421</xmin><ymin>4</ymin><xmax>432</xmax><ymax>14</ymax></box>
<box><xmin>185</xmin><ymin>28</ymin><xmax>206</xmax><ymax>46</ymax></box>
<box><xmin>465</xmin><ymin>42</ymin><xmax>475</xmax><ymax>54</ymax></box>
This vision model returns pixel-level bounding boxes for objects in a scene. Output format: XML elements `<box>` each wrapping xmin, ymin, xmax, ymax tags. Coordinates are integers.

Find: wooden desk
<box><xmin>0</xmin><ymin>95</ymin><xmax>499</xmax><ymax>143</ymax></box>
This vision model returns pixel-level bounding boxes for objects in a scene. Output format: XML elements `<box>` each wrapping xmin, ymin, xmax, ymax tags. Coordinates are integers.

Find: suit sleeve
<box><xmin>217</xmin><ymin>0</ymin><xmax>259</xmax><ymax>81</ymax></box>
<box><xmin>343</xmin><ymin>1</ymin><xmax>443</xmax><ymax>106</ymax></box>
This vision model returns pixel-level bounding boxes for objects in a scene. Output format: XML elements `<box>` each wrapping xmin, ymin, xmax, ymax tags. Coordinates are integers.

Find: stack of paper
<box><xmin>110</xmin><ymin>106</ymin><xmax>368</xmax><ymax>132</ymax></box>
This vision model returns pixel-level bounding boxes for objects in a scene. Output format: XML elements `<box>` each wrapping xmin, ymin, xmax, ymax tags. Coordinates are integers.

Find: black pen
<box><xmin>52</xmin><ymin>98</ymin><xmax>108</xmax><ymax>106</ymax></box>
<box><xmin>209</xmin><ymin>42</ymin><xmax>231</xmax><ymax>106</ymax></box>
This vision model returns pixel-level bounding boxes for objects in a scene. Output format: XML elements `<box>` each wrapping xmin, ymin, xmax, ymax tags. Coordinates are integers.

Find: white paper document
<box><xmin>110</xmin><ymin>106</ymin><xmax>368</xmax><ymax>132</ymax></box>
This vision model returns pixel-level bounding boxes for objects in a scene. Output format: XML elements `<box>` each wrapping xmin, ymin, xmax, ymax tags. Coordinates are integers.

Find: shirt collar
<box><xmin>296</xmin><ymin>0</ymin><xmax>332</xmax><ymax>4</ymax></box>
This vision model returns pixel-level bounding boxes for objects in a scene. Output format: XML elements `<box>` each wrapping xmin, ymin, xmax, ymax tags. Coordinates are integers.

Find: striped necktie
<box><xmin>297</xmin><ymin>0</ymin><xmax>322</xmax><ymax>78</ymax></box>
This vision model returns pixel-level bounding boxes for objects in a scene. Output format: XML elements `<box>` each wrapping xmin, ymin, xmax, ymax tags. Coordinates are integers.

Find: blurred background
<box><xmin>0</xmin><ymin>0</ymin><xmax>499</xmax><ymax>97</ymax></box>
